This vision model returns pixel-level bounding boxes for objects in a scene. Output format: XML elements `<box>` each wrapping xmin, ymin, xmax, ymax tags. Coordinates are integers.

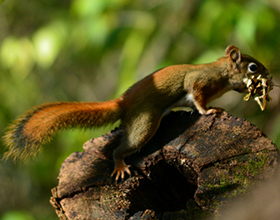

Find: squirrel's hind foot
<box><xmin>111</xmin><ymin>160</ymin><xmax>131</xmax><ymax>182</ymax></box>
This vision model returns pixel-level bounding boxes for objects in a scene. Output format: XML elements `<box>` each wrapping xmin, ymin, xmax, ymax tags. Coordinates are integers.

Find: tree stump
<box><xmin>50</xmin><ymin>111</ymin><xmax>279</xmax><ymax>220</ymax></box>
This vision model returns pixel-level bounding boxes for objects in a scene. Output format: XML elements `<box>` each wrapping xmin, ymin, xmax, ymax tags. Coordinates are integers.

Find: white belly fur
<box><xmin>162</xmin><ymin>93</ymin><xmax>195</xmax><ymax>117</ymax></box>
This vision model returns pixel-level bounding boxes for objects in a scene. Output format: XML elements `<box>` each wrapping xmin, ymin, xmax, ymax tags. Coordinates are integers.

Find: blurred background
<box><xmin>0</xmin><ymin>0</ymin><xmax>280</xmax><ymax>219</ymax></box>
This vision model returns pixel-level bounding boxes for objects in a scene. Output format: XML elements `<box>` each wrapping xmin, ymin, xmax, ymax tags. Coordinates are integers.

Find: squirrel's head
<box><xmin>224</xmin><ymin>45</ymin><xmax>270</xmax><ymax>93</ymax></box>
<box><xmin>224</xmin><ymin>45</ymin><xmax>273</xmax><ymax>110</ymax></box>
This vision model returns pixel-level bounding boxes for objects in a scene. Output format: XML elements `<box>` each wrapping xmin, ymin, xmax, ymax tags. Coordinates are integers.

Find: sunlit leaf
<box><xmin>33</xmin><ymin>21</ymin><xmax>67</xmax><ymax>68</ymax></box>
<box><xmin>71</xmin><ymin>0</ymin><xmax>105</xmax><ymax>18</ymax></box>
<box><xmin>0</xmin><ymin>37</ymin><xmax>18</xmax><ymax>69</ymax></box>
<box><xmin>0</xmin><ymin>36</ymin><xmax>35</xmax><ymax>78</ymax></box>
<box><xmin>236</xmin><ymin>12</ymin><xmax>256</xmax><ymax>44</ymax></box>
<box><xmin>1</xmin><ymin>211</ymin><xmax>35</xmax><ymax>220</ymax></box>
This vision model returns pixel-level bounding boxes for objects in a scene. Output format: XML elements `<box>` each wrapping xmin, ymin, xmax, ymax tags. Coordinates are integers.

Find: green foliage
<box><xmin>0</xmin><ymin>0</ymin><xmax>280</xmax><ymax>219</ymax></box>
<box><xmin>1</xmin><ymin>211</ymin><xmax>35</xmax><ymax>220</ymax></box>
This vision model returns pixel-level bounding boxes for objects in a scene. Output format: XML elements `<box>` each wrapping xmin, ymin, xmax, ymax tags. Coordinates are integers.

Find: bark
<box><xmin>50</xmin><ymin>111</ymin><xmax>279</xmax><ymax>220</ymax></box>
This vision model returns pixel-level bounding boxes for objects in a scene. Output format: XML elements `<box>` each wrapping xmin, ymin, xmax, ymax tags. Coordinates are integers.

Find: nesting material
<box><xmin>243</xmin><ymin>74</ymin><xmax>273</xmax><ymax>111</ymax></box>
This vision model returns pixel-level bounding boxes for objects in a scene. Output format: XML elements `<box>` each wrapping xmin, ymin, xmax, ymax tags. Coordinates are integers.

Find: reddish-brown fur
<box><xmin>4</xmin><ymin>101</ymin><xmax>122</xmax><ymax>160</ymax></box>
<box><xmin>3</xmin><ymin>46</ymin><xmax>270</xmax><ymax>181</ymax></box>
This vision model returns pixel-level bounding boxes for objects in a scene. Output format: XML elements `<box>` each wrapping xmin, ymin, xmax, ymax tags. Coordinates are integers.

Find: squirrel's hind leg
<box><xmin>112</xmin><ymin>114</ymin><xmax>162</xmax><ymax>182</ymax></box>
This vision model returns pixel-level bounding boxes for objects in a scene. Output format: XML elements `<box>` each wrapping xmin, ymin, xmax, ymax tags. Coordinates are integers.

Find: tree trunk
<box><xmin>50</xmin><ymin>111</ymin><xmax>279</xmax><ymax>220</ymax></box>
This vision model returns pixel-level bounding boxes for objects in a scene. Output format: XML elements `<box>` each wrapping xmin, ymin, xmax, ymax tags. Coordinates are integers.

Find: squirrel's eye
<box><xmin>248</xmin><ymin>63</ymin><xmax>258</xmax><ymax>73</ymax></box>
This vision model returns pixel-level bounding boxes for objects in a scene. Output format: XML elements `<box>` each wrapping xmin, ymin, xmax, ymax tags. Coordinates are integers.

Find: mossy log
<box><xmin>50</xmin><ymin>111</ymin><xmax>279</xmax><ymax>220</ymax></box>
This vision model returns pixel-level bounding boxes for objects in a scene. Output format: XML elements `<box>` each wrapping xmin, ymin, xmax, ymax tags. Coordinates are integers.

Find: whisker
<box><xmin>266</xmin><ymin>62</ymin><xmax>271</xmax><ymax>68</ymax></box>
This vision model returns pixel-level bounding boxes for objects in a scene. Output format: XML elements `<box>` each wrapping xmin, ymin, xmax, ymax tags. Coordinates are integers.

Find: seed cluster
<box><xmin>243</xmin><ymin>74</ymin><xmax>273</xmax><ymax>111</ymax></box>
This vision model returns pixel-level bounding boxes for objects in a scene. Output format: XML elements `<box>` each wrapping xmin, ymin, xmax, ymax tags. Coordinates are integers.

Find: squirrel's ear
<box><xmin>225</xmin><ymin>45</ymin><xmax>241</xmax><ymax>64</ymax></box>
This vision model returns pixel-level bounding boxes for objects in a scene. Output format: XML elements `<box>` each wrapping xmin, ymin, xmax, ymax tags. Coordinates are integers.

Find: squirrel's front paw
<box><xmin>205</xmin><ymin>107</ymin><xmax>224</xmax><ymax>115</ymax></box>
<box><xmin>111</xmin><ymin>160</ymin><xmax>131</xmax><ymax>182</ymax></box>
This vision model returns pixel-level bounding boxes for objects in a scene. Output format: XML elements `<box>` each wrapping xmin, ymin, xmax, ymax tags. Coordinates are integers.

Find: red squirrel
<box><xmin>3</xmin><ymin>45</ymin><xmax>270</xmax><ymax>181</ymax></box>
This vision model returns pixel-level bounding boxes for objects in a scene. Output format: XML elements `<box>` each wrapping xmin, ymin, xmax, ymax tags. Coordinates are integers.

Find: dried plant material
<box><xmin>243</xmin><ymin>74</ymin><xmax>273</xmax><ymax>111</ymax></box>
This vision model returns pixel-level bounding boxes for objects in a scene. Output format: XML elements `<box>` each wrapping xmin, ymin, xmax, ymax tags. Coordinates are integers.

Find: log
<box><xmin>50</xmin><ymin>111</ymin><xmax>279</xmax><ymax>220</ymax></box>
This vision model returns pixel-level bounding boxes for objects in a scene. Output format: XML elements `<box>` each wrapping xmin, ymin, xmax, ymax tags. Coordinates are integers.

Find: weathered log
<box><xmin>50</xmin><ymin>111</ymin><xmax>279</xmax><ymax>220</ymax></box>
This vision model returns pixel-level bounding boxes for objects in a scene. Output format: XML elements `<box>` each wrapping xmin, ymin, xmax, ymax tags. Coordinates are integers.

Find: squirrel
<box><xmin>3</xmin><ymin>45</ymin><xmax>270</xmax><ymax>181</ymax></box>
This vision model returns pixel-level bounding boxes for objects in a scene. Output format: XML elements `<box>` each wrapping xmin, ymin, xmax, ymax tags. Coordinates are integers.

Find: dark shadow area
<box><xmin>126</xmin><ymin>160</ymin><xmax>197</xmax><ymax>218</ymax></box>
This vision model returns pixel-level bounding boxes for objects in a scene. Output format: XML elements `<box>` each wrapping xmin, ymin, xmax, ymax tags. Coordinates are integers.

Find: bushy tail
<box><xmin>3</xmin><ymin>100</ymin><xmax>122</xmax><ymax>161</ymax></box>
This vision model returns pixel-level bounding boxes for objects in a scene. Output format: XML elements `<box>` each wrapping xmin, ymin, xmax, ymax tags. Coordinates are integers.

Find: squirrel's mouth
<box><xmin>242</xmin><ymin>74</ymin><xmax>273</xmax><ymax>111</ymax></box>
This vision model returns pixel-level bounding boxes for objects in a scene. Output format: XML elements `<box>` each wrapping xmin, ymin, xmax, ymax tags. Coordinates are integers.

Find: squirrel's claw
<box><xmin>111</xmin><ymin>161</ymin><xmax>131</xmax><ymax>182</ymax></box>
